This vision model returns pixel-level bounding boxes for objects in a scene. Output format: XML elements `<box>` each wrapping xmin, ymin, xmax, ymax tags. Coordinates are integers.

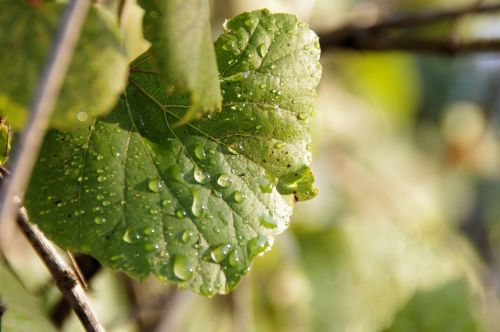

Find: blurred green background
<box><xmin>6</xmin><ymin>0</ymin><xmax>500</xmax><ymax>331</ymax></box>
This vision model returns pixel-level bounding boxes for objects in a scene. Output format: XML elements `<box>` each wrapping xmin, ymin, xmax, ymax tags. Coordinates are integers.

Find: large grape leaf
<box><xmin>0</xmin><ymin>263</ymin><xmax>56</xmax><ymax>332</ymax></box>
<box><xmin>0</xmin><ymin>1</ymin><xmax>128</xmax><ymax>129</ymax></box>
<box><xmin>25</xmin><ymin>9</ymin><xmax>321</xmax><ymax>296</ymax></box>
<box><xmin>138</xmin><ymin>0</ymin><xmax>221</xmax><ymax>122</ymax></box>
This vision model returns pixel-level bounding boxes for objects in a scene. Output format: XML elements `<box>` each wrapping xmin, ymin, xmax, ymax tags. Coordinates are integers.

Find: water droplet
<box><xmin>257</xmin><ymin>43</ymin><xmax>266</xmax><ymax>57</ymax></box>
<box><xmin>228</xmin><ymin>249</ymin><xmax>242</xmax><ymax>268</ymax></box>
<box><xmin>200</xmin><ymin>284</ymin><xmax>215</xmax><ymax>297</ymax></box>
<box><xmin>314</xmin><ymin>40</ymin><xmax>320</xmax><ymax>49</ymax></box>
<box><xmin>260</xmin><ymin>215</ymin><xmax>278</xmax><ymax>229</ymax></box>
<box><xmin>162</xmin><ymin>199</ymin><xmax>170</xmax><ymax>207</ymax></box>
<box><xmin>210</xmin><ymin>243</ymin><xmax>231</xmax><ymax>263</ymax></box>
<box><xmin>97</xmin><ymin>176</ymin><xmax>106</xmax><ymax>183</ymax></box>
<box><xmin>94</xmin><ymin>216</ymin><xmax>106</xmax><ymax>225</ymax></box>
<box><xmin>244</xmin><ymin>19</ymin><xmax>253</xmax><ymax>28</ymax></box>
<box><xmin>194</xmin><ymin>145</ymin><xmax>206</xmax><ymax>160</ymax></box>
<box><xmin>168</xmin><ymin>165</ymin><xmax>183</xmax><ymax>181</ymax></box>
<box><xmin>148</xmin><ymin>178</ymin><xmax>160</xmax><ymax>193</ymax></box>
<box><xmin>96</xmin><ymin>155</ymin><xmax>104</xmax><ymax>161</ymax></box>
<box><xmin>217</xmin><ymin>174</ymin><xmax>232</xmax><ymax>188</ymax></box>
<box><xmin>181</xmin><ymin>229</ymin><xmax>193</xmax><ymax>242</ymax></box>
<box><xmin>259</xmin><ymin>177</ymin><xmax>275</xmax><ymax>193</ymax></box>
<box><xmin>297</xmin><ymin>112</ymin><xmax>308</xmax><ymax>120</ymax></box>
<box><xmin>144</xmin><ymin>242</ymin><xmax>156</xmax><ymax>252</ymax></box>
<box><xmin>233</xmin><ymin>191</ymin><xmax>245</xmax><ymax>203</ymax></box>
<box><xmin>123</xmin><ymin>230</ymin><xmax>134</xmax><ymax>243</ymax></box>
<box><xmin>193</xmin><ymin>166</ymin><xmax>210</xmax><ymax>184</ymax></box>
<box><xmin>176</xmin><ymin>209</ymin><xmax>187</xmax><ymax>218</ymax></box>
<box><xmin>191</xmin><ymin>189</ymin><xmax>204</xmax><ymax>217</ymax></box>
<box><xmin>143</xmin><ymin>227</ymin><xmax>154</xmax><ymax>236</ymax></box>
<box><xmin>173</xmin><ymin>255</ymin><xmax>193</xmax><ymax>280</ymax></box>
<box><xmin>247</xmin><ymin>235</ymin><xmax>270</xmax><ymax>258</ymax></box>
<box><xmin>274</xmin><ymin>142</ymin><xmax>284</xmax><ymax>149</ymax></box>
<box><xmin>270</xmin><ymin>64</ymin><xmax>277</xmax><ymax>70</ymax></box>
<box><xmin>259</xmin><ymin>83</ymin><xmax>267</xmax><ymax>89</ymax></box>
<box><xmin>303</xmin><ymin>44</ymin><xmax>310</xmax><ymax>50</ymax></box>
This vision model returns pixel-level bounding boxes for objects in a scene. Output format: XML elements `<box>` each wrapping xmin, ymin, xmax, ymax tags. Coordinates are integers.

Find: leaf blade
<box><xmin>0</xmin><ymin>1</ymin><xmax>128</xmax><ymax>129</ymax></box>
<box><xmin>26</xmin><ymin>9</ymin><xmax>321</xmax><ymax>295</ymax></box>
<box><xmin>138</xmin><ymin>0</ymin><xmax>222</xmax><ymax>122</ymax></box>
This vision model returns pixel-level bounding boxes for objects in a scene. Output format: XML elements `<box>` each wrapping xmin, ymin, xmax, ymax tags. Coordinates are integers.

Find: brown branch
<box><xmin>320</xmin><ymin>34</ymin><xmax>500</xmax><ymax>55</ymax></box>
<box><xmin>319</xmin><ymin>2</ymin><xmax>500</xmax><ymax>54</ymax></box>
<box><xmin>16</xmin><ymin>208</ymin><xmax>104</xmax><ymax>332</ymax></box>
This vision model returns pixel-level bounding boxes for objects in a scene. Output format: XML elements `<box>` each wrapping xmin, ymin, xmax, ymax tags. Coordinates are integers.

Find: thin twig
<box><xmin>0</xmin><ymin>0</ymin><xmax>91</xmax><ymax>231</ymax></box>
<box><xmin>67</xmin><ymin>251</ymin><xmax>89</xmax><ymax>290</ymax></box>
<box><xmin>362</xmin><ymin>2</ymin><xmax>500</xmax><ymax>31</ymax></box>
<box><xmin>319</xmin><ymin>2</ymin><xmax>500</xmax><ymax>54</ymax></box>
<box><xmin>320</xmin><ymin>35</ymin><xmax>500</xmax><ymax>54</ymax></box>
<box><xmin>16</xmin><ymin>208</ymin><xmax>104</xmax><ymax>332</ymax></box>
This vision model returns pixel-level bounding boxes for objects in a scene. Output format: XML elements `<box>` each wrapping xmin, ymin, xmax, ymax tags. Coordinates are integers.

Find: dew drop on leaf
<box><xmin>191</xmin><ymin>188</ymin><xmax>204</xmax><ymax>217</ymax></box>
<box><xmin>200</xmin><ymin>284</ymin><xmax>215</xmax><ymax>297</ymax></box>
<box><xmin>210</xmin><ymin>243</ymin><xmax>231</xmax><ymax>263</ymax></box>
<box><xmin>193</xmin><ymin>166</ymin><xmax>210</xmax><ymax>184</ymax></box>
<box><xmin>94</xmin><ymin>216</ymin><xmax>105</xmax><ymax>225</ymax></box>
<box><xmin>228</xmin><ymin>249</ymin><xmax>242</xmax><ymax>268</ymax></box>
<box><xmin>173</xmin><ymin>255</ymin><xmax>193</xmax><ymax>280</ymax></box>
<box><xmin>176</xmin><ymin>209</ymin><xmax>187</xmax><ymax>218</ymax></box>
<box><xmin>194</xmin><ymin>145</ymin><xmax>206</xmax><ymax>160</ymax></box>
<box><xmin>260</xmin><ymin>215</ymin><xmax>278</xmax><ymax>229</ymax></box>
<box><xmin>297</xmin><ymin>112</ymin><xmax>308</xmax><ymax>120</ymax></box>
<box><xmin>247</xmin><ymin>235</ymin><xmax>270</xmax><ymax>258</ymax></box>
<box><xmin>274</xmin><ymin>142</ymin><xmax>284</xmax><ymax>149</ymax></box>
<box><xmin>257</xmin><ymin>43</ymin><xmax>266</xmax><ymax>57</ymax></box>
<box><xmin>217</xmin><ymin>174</ymin><xmax>231</xmax><ymax>188</ymax></box>
<box><xmin>147</xmin><ymin>178</ymin><xmax>160</xmax><ymax>193</ymax></box>
<box><xmin>181</xmin><ymin>229</ymin><xmax>193</xmax><ymax>243</ymax></box>
<box><xmin>233</xmin><ymin>191</ymin><xmax>245</xmax><ymax>203</ymax></box>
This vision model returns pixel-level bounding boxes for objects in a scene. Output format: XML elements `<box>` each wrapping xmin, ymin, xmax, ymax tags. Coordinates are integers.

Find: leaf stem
<box><xmin>0</xmin><ymin>1</ymin><xmax>91</xmax><ymax>231</ymax></box>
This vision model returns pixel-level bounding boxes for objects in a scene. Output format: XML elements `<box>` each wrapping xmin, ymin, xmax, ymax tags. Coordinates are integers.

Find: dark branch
<box><xmin>319</xmin><ymin>3</ymin><xmax>500</xmax><ymax>54</ymax></box>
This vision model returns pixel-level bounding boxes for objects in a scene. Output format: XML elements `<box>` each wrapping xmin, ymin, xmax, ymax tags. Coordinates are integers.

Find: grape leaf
<box><xmin>26</xmin><ymin>9</ymin><xmax>321</xmax><ymax>296</ymax></box>
<box><xmin>0</xmin><ymin>1</ymin><xmax>128</xmax><ymax>129</ymax></box>
<box><xmin>0</xmin><ymin>263</ymin><xmax>56</xmax><ymax>332</ymax></box>
<box><xmin>137</xmin><ymin>0</ymin><xmax>221</xmax><ymax>123</ymax></box>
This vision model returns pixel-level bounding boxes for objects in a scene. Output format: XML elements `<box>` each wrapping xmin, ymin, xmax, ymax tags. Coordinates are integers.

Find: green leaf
<box><xmin>26</xmin><ymin>9</ymin><xmax>321</xmax><ymax>296</ymax></box>
<box><xmin>0</xmin><ymin>263</ymin><xmax>56</xmax><ymax>332</ymax></box>
<box><xmin>0</xmin><ymin>1</ymin><xmax>128</xmax><ymax>129</ymax></box>
<box><xmin>137</xmin><ymin>0</ymin><xmax>221</xmax><ymax>122</ymax></box>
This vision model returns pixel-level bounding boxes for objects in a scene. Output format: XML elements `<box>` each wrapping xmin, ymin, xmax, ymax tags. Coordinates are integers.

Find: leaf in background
<box><xmin>26</xmin><ymin>9</ymin><xmax>320</xmax><ymax>295</ymax></box>
<box><xmin>138</xmin><ymin>0</ymin><xmax>221</xmax><ymax>122</ymax></box>
<box><xmin>0</xmin><ymin>263</ymin><xmax>56</xmax><ymax>332</ymax></box>
<box><xmin>0</xmin><ymin>1</ymin><xmax>128</xmax><ymax>129</ymax></box>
